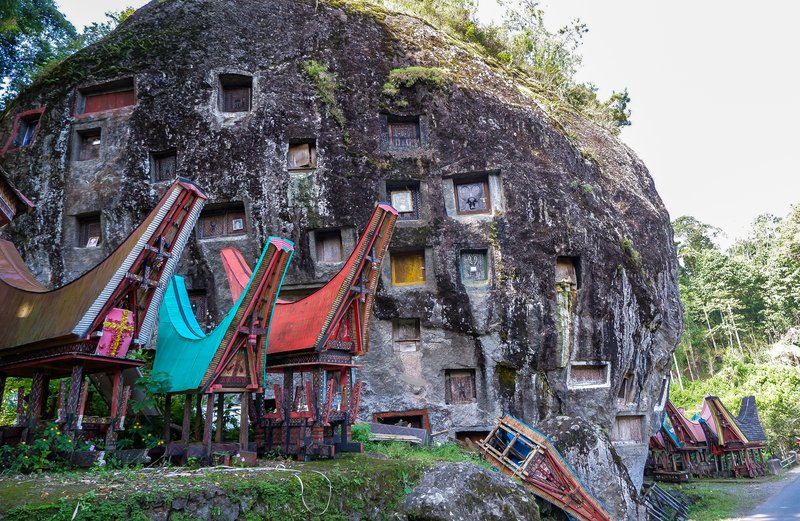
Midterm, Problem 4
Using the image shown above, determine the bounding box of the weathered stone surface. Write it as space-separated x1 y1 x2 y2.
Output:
400 462 539 521
0 0 681 485
537 415 646 520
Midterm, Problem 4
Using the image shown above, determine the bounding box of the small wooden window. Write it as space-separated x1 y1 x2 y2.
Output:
611 415 644 444
288 142 317 169
618 372 635 404
198 205 246 239
77 129 101 161
445 369 476 404
387 115 421 148
391 250 425 286
187 289 208 325
455 178 490 214
78 213 102 247
13 116 39 148
152 150 177 182
388 183 420 221
556 256 580 289
393 318 421 352
315 230 343 263
220 74 252 112
568 362 608 387
78 78 135 114
460 250 488 282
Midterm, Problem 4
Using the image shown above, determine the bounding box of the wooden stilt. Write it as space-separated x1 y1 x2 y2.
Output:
163 393 172 444
240 392 250 450
105 371 124 450
215 393 224 443
194 394 202 440
65 361 84 433
181 394 192 445
15 387 25 426
23 371 46 442
203 394 213 461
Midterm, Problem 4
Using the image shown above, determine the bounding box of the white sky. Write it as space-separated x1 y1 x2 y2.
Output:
58 0 800 247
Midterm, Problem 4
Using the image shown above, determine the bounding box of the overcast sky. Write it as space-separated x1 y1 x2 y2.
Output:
58 0 799 247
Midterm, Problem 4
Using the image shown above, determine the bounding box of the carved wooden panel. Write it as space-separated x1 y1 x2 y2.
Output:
316 230 343 262
83 89 135 113
393 318 420 352
78 214 102 247
222 86 250 112
455 179 489 214
611 415 644 443
461 250 488 281
153 152 177 181
388 121 420 148
446 369 476 404
569 363 607 386
389 187 420 220
391 250 425 286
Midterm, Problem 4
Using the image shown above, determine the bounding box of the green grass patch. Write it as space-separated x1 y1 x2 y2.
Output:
660 482 744 521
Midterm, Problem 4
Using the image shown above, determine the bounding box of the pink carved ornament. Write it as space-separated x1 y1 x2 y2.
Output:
97 308 135 358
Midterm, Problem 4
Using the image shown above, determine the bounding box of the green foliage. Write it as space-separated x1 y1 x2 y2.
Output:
0 422 76 473
382 66 448 96
382 0 631 131
363 440 489 467
350 422 371 442
0 0 77 108
621 238 642 267
303 59 350 142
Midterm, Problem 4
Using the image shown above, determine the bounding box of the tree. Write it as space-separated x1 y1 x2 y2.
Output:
0 0 77 109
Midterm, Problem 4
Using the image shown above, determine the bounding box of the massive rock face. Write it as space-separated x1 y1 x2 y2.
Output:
0 0 681 485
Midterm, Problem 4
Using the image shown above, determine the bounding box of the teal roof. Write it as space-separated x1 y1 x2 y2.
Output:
152 238 292 393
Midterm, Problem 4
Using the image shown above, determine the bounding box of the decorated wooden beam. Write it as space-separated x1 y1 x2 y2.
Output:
478 415 612 521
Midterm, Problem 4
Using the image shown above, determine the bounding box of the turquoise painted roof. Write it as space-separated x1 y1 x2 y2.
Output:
152 238 291 393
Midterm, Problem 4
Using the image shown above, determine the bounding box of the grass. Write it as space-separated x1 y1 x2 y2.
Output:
660 481 745 521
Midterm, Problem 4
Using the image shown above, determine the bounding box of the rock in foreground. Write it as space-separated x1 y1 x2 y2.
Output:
400 462 540 520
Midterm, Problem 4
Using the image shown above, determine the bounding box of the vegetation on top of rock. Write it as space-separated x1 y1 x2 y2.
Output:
382 66 449 96
377 0 632 132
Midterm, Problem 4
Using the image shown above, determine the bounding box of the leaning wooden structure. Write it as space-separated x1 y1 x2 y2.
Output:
221 203 398 458
478 415 612 521
153 236 294 464
0 178 207 448
0 168 34 228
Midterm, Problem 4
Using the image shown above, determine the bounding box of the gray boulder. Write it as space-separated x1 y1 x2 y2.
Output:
400 462 539 521
537 416 646 521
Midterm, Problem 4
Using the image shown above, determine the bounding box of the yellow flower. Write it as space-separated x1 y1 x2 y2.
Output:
20 442 26 445
147 433 152 437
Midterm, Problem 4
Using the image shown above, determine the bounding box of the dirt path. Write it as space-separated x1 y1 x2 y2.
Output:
719 467 800 520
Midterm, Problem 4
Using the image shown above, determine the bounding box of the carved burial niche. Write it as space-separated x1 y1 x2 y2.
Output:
373 409 431 431
392 318 421 352
567 361 610 389
454 176 490 215
287 140 317 170
151 149 177 182
611 415 645 444
187 289 208 325
77 77 135 115
391 249 426 286
198 202 246 239
386 115 421 148
6 108 44 150
387 181 420 221
77 212 102 247
219 74 252 112
618 372 635 404
76 128 102 161
445 369 477 404
315 229 343 263
460 249 489 283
